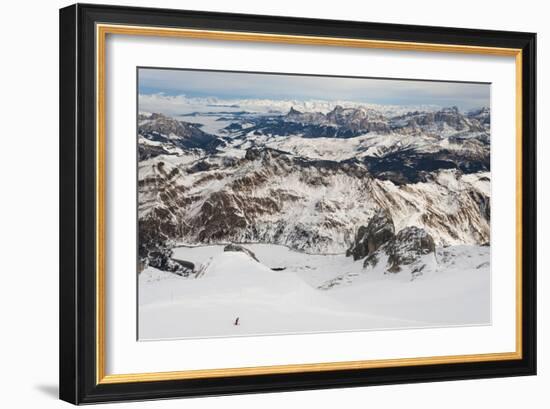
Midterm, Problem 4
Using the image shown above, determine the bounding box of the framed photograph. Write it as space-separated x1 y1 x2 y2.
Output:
59 3 536 404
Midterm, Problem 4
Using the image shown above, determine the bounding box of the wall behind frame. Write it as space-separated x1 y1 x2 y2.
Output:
0 0 545 408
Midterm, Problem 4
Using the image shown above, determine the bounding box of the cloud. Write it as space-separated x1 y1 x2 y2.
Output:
138 68 490 111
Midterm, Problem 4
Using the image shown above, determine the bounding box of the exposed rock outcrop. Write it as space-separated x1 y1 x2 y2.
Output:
346 210 436 277
223 243 259 262
386 226 436 273
346 210 395 260
140 240 192 277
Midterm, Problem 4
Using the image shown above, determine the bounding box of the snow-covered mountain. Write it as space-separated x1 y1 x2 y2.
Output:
137 104 490 273
139 93 442 117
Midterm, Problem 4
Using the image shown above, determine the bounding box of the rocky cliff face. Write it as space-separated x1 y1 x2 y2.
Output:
346 209 395 260
139 147 490 255
467 106 491 126
344 211 436 278
386 226 436 274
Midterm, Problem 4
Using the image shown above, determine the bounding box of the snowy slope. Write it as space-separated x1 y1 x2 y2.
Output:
139 244 490 339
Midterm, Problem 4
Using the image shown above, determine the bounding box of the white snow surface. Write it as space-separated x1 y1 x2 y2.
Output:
139 244 490 340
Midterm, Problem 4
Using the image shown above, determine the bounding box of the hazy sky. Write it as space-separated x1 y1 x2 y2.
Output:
138 68 490 111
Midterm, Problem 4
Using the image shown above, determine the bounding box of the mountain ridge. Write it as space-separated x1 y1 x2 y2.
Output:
137 105 490 272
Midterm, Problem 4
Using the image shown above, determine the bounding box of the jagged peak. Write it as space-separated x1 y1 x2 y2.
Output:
440 106 460 114
287 106 302 115
467 106 490 115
